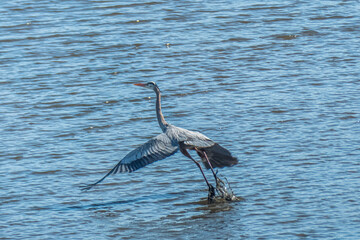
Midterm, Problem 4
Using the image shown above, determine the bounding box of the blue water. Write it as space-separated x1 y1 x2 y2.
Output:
1 1 360 239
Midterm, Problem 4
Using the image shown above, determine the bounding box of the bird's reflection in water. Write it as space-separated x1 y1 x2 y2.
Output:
175 189 244 215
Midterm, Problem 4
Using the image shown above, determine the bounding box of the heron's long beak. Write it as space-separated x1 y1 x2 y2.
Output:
134 83 146 87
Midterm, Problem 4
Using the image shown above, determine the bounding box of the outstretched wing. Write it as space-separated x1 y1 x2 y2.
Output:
81 133 179 190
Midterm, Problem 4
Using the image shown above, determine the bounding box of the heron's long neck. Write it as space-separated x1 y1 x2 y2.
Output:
155 88 168 132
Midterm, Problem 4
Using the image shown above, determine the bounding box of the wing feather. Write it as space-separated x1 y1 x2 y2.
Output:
167 125 215 148
81 133 178 190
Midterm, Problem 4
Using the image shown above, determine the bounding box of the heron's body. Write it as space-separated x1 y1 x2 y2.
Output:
82 82 238 192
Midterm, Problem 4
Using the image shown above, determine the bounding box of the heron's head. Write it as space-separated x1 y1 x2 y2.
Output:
134 81 159 92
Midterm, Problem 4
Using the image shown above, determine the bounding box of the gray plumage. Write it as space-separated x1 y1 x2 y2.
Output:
81 82 237 191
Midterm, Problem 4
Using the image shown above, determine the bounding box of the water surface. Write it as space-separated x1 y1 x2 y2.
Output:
1 1 360 239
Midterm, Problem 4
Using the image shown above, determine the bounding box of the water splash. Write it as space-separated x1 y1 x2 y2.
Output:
207 172 241 203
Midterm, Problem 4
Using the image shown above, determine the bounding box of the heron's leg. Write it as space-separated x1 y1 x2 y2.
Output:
195 149 233 200
179 145 216 202
180 147 212 188
195 148 217 182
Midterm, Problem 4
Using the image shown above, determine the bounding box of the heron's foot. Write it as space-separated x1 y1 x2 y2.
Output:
207 184 216 203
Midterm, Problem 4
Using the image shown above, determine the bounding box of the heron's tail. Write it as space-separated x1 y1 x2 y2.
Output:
197 143 238 169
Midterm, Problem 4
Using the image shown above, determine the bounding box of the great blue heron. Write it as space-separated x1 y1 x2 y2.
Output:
82 82 238 201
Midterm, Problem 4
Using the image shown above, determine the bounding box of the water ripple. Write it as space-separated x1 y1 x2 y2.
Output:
1 0 359 239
